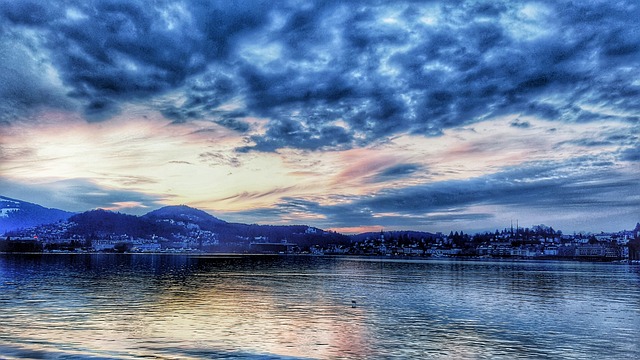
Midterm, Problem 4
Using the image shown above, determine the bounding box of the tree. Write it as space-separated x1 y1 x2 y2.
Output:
629 239 640 261
114 242 132 253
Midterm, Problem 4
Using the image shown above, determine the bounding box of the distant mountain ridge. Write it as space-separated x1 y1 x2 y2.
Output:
1 197 426 247
0 196 75 234
2 199 351 251
140 205 350 249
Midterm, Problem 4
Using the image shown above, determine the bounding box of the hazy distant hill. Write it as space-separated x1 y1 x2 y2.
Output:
0 196 75 235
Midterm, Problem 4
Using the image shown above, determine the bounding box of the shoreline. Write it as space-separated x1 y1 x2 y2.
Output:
1 251 637 264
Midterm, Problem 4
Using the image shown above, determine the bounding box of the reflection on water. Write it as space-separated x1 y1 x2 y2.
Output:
1 254 639 359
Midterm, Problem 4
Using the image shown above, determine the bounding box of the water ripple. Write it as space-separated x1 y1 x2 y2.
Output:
1 255 639 359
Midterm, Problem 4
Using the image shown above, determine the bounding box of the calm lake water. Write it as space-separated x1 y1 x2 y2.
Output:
1 254 639 359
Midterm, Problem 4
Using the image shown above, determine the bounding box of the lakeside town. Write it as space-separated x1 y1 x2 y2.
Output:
3 215 640 263
2 194 639 262
327 224 640 262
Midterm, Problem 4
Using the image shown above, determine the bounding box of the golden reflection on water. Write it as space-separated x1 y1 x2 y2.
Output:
145 272 372 358
1 254 640 359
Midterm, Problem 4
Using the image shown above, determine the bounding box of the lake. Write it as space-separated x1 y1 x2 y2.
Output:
1 254 639 359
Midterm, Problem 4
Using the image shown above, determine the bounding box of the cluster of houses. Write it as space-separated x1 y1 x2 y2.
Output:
1 220 220 253
3 221 640 261
316 224 640 261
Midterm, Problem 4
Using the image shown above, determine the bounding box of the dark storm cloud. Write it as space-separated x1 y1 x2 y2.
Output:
0 28 75 122
570 139 612 147
214 117 250 133
240 118 354 152
370 163 423 183
1 1 54 25
558 128 640 149
1 0 270 119
160 69 245 126
510 119 531 129
620 144 640 162
359 167 628 215
2 0 639 149
236 2 416 148
234 0 640 150
343 160 637 226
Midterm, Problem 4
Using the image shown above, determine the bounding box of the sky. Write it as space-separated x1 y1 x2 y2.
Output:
0 0 639 234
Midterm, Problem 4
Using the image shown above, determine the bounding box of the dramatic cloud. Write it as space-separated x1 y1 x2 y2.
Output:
2 1 639 146
620 144 640 162
1 0 270 120
0 28 74 123
370 163 423 183
1 0 639 232
227 158 639 232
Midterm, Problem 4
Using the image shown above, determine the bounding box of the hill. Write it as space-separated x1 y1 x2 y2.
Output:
0 196 75 234
67 209 181 239
2 200 352 252
3 203 350 252
143 205 226 230
144 205 350 250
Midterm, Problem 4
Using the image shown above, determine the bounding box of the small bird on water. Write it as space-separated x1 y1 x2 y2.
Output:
351 300 357 308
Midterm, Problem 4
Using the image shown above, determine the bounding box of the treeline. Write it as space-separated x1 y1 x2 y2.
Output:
0 238 42 252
